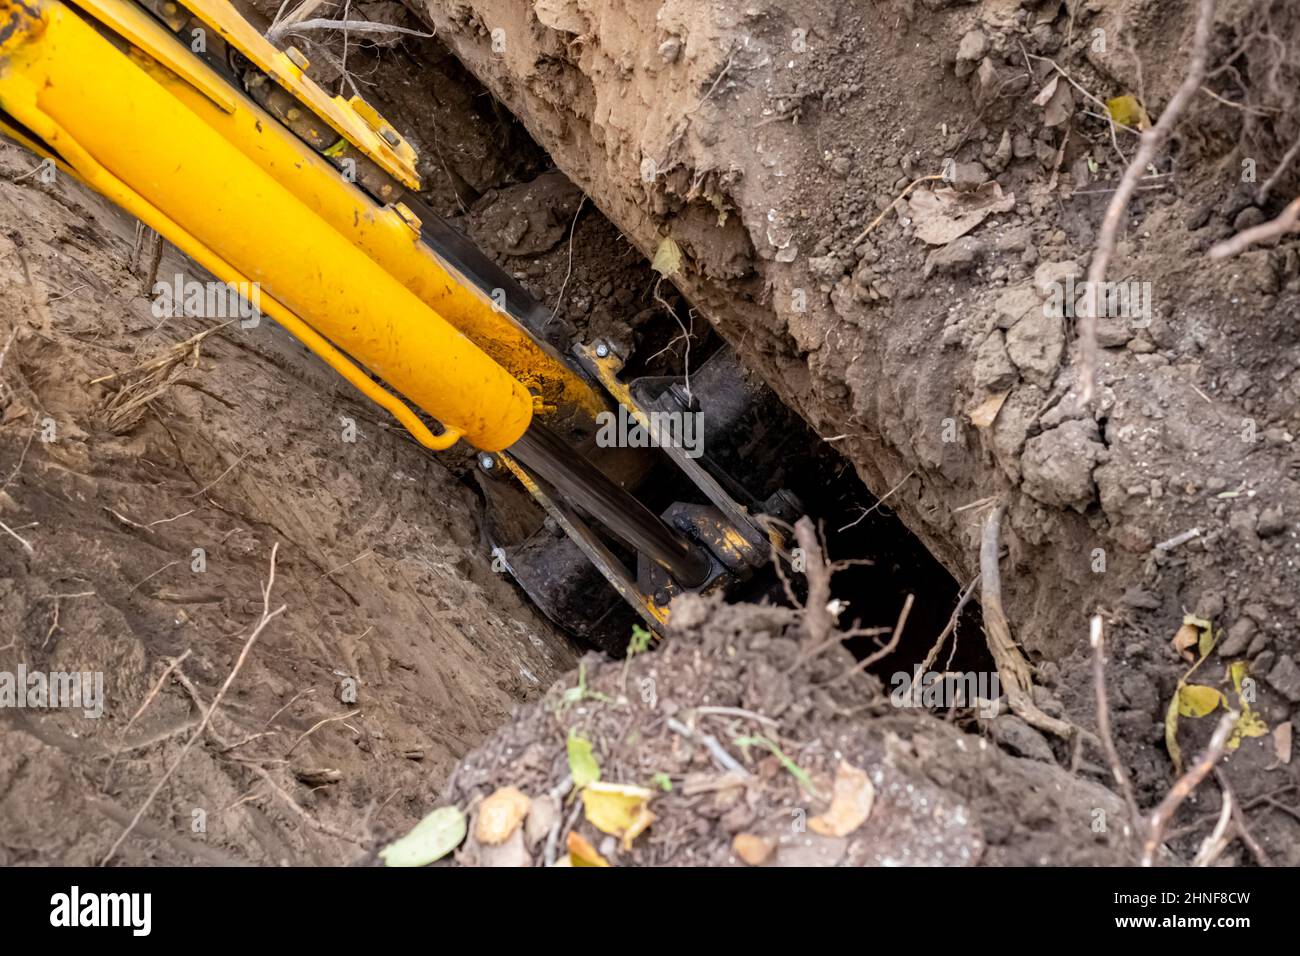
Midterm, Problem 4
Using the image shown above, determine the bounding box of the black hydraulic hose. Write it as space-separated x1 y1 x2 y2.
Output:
507 421 712 589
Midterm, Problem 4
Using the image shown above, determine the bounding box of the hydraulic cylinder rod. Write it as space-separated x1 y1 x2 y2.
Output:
508 422 712 589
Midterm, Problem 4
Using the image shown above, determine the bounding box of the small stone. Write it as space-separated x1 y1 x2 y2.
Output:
1021 419 1105 510
949 160 989 192
983 714 1055 762
987 128 1013 173
924 236 986 277
808 254 847 281
954 29 988 78
658 37 682 63
1266 655 1300 703
1218 618 1257 657
1243 603 1270 623
1258 505 1287 537
973 330 1019 390
1233 206 1266 232
1006 308 1065 386
993 284 1040 328
1033 260 1081 298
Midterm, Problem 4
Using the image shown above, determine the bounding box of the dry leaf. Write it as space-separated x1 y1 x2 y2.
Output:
582 782 655 850
808 760 875 837
732 833 775 866
1032 74 1060 107
474 786 531 845
566 830 610 867
1171 621 1199 662
908 182 1016 245
1176 683 1224 718
651 236 684 277
1106 94 1150 130
1041 78 1074 127
1226 660 1269 752
1271 722 1293 767
969 390 1010 428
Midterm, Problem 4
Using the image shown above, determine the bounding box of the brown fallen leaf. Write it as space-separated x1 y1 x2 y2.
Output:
808 760 875 837
1039 76 1074 127
474 786 531 845
909 182 1015 245
1171 621 1199 663
732 833 775 866
1270 722 1292 769
969 391 1010 429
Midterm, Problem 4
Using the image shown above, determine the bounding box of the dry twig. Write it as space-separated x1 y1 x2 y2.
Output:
1077 0 1217 405
1090 616 1141 830
102 544 286 865
980 505 1078 740
1208 195 1300 260
1142 709 1237 866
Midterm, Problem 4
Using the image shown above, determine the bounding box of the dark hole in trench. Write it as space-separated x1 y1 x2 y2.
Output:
336 26 991 685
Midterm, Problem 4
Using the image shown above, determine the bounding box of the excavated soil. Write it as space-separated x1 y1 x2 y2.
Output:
0 142 576 865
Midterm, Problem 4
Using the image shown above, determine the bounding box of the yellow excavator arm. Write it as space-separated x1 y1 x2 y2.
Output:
0 0 785 639
0 0 607 452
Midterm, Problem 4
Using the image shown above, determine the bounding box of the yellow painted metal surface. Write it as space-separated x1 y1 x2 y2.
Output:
178 0 420 189
0 0 538 450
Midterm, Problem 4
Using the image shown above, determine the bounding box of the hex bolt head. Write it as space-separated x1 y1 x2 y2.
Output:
595 342 610 358
478 453 496 472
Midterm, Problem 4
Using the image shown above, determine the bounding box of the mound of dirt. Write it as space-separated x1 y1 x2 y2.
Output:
436 594 1130 867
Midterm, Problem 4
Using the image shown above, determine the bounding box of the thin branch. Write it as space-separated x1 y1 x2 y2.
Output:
1142 709 1237 866
1077 0 1217 405
102 545 285 865
268 17 433 43
1090 616 1141 831
1208 195 1300 260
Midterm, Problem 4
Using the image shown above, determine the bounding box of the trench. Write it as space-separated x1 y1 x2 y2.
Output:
249 9 991 680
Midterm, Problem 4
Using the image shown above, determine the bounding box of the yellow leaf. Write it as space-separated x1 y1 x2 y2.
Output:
808 760 875 837
1228 709 1269 751
567 730 600 789
582 782 655 849
1106 94 1149 130
566 830 610 867
1224 660 1269 752
650 236 683 277
474 786 530 845
1164 693 1183 773
1228 660 1250 695
1177 683 1224 718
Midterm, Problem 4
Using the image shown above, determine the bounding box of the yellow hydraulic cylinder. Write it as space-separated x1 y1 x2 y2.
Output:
0 0 535 451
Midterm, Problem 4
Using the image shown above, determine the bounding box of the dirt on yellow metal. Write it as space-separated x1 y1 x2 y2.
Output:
0 0 601 450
